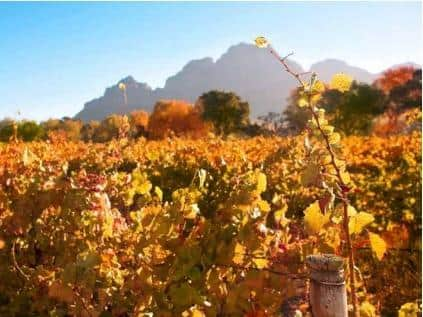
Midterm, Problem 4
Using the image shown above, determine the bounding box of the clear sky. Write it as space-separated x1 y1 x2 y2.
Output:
0 2 421 121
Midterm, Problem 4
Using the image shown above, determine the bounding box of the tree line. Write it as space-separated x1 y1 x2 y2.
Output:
0 66 420 143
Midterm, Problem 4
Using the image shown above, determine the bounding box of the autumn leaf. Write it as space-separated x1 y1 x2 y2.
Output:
304 201 330 235
154 186 163 201
369 232 387 261
330 73 353 92
349 211 374 235
118 82 126 91
254 36 269 48
256 172 267 194
360 301 376 317
233 242 246 265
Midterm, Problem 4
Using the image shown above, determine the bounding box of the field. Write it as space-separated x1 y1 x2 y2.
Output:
0 132 421 316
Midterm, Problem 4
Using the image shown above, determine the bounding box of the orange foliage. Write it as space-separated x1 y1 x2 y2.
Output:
148 100 209 139
372 108 421 136
129 110 149 137
375 66 415 94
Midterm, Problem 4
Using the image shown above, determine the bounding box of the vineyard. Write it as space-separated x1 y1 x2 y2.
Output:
0 131 420 316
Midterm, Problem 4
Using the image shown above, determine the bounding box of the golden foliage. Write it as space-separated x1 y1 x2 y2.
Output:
148 100 209 139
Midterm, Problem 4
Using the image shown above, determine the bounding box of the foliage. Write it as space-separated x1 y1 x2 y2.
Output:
0 131 420 316
197 90 250 135
92 114 130 142
387 68 422 112
148 100 209 139
281 89 310 135
81 120 101 142
129 110 149 138
320 82 387 135
375 66 416 95
42 118 83 141
0 120 45 142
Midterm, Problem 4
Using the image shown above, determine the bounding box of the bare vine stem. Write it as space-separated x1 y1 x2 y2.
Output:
11 239 30 281
266 44 359 316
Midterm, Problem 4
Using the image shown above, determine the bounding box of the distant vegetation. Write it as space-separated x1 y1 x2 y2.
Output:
0 66 421 143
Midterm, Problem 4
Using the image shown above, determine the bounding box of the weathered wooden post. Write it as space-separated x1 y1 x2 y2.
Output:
306 254 348 317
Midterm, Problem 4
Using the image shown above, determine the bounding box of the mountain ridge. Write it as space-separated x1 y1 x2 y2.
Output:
75 43 419 121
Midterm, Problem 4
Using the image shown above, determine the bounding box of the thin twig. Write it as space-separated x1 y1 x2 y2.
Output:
11 239 29 281
265 45 360 316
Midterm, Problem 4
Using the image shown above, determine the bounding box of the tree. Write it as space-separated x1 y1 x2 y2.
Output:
129 110 149 138
92 114 130 142
18 121 45 141
196 91 250 135
41 118 83 141
0 119 45 142
257 112 283 134
81 120 100 142
388 68 421 112
374 66 415 94
320 82 387 135
0 119 15 142
281 88 309 135
148 100 208 139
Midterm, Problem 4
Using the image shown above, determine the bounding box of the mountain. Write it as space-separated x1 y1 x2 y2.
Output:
309 59 377 83
74 43 415 121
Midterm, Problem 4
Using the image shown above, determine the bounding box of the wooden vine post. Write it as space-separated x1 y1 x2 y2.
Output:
306 254 348 317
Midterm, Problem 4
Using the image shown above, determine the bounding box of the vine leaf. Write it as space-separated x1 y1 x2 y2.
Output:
369 232 387 261
304 201 330 235
348 211 374 235
256 172 267 194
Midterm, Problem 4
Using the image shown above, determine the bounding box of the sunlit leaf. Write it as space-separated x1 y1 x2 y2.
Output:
369 232 387 261
349 212 374 235
256 172 267 194
304 201 330 235
254 36 269 48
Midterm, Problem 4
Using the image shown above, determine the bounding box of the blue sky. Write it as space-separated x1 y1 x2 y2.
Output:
0 2 421 121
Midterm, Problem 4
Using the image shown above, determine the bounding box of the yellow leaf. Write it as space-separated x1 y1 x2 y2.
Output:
257 200 270 212
340 170 351 184
256 172 267 194
349 212 374 235
233 242 246 265
360 301 376 317
347 205 357 217
312 80 326 93
252 258 268 269
118 82 126 91
182 307 206 317
304 201 329 235
369 232 387 261
328 132 341 145
321 124 334 135
154 186 163 201
330 73 353 92
184 204 200 219
254 36 269 48
297 97 308 108
274 205 289 227
398 302 420 317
